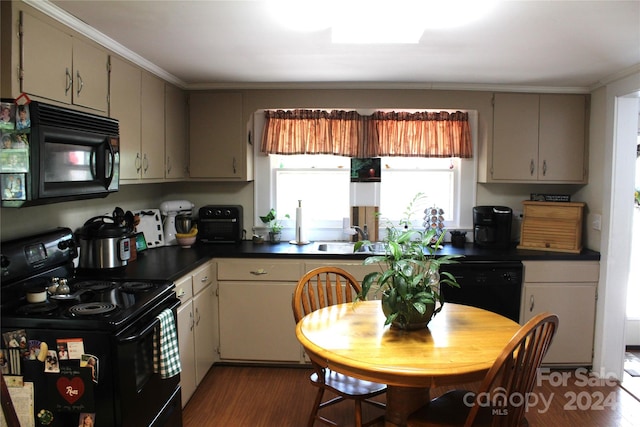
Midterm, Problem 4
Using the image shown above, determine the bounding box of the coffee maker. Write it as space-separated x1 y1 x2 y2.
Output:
473 206 513 248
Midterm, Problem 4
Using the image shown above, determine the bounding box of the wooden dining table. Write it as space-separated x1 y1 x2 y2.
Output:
295 301 521 426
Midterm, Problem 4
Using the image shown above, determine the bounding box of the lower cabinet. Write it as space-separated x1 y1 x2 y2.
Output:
520 260 599 366
216 258 304 363
175 261 216 407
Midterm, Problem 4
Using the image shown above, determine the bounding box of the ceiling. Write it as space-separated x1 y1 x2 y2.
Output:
38 0 640 91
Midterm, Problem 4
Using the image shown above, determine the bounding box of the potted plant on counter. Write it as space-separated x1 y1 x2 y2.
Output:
260 208 290 243
355 193 462 330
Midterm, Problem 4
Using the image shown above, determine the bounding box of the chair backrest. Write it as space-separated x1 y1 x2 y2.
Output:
465 312 559 427
292 266 362 323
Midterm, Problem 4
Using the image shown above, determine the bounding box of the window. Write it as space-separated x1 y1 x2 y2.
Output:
253 110 477 241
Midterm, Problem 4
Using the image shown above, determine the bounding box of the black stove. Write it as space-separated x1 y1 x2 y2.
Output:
0 227 183 427
0 227 175 331
1 276 176 331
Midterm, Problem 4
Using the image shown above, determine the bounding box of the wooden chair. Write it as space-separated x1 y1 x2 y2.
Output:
292 266 387 427
407 312 559 427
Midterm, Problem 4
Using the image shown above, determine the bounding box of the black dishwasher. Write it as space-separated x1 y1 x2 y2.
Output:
440 261 523 322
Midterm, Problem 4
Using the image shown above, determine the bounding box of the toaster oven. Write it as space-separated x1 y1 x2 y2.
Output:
198 205 243 243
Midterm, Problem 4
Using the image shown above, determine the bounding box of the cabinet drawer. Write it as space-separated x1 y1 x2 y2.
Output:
217 259 303 281
523 261 599 283
193 262 214 295
174 274 193 301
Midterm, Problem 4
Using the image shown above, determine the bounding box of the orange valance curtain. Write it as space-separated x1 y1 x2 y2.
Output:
261 109 362 156
261 109 472 158
364 111 472 158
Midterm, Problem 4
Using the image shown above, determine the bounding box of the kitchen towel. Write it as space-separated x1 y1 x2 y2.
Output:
153 309 181 379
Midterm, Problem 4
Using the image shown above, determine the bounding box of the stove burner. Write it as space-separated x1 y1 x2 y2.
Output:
16 302 58 315
120 282 154 293
69 302 117 316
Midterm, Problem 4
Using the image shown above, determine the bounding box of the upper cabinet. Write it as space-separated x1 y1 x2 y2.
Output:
482 93 588 184
189 92 253 181
110 56 165 181
165 84 189 179
140 72 166 180
109 56 142 180
18 9 108 113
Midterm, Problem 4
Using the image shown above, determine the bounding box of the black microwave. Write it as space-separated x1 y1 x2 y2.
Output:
0 100 120 207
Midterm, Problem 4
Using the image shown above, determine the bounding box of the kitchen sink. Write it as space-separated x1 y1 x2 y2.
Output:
316 242 385 254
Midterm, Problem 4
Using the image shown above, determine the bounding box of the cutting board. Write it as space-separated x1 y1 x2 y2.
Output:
134 209 165 248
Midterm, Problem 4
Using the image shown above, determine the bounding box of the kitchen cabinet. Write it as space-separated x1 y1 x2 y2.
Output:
18 8 108 112
110 57 165 181
216 258 304 362
520 260 599 366
189 92 253 180
140 72 166 179
175 261 217 407
485 93 587 183
165 83 189 179
109 56 141 180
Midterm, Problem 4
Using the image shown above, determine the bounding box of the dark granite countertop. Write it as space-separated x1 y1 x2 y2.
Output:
117 240 600 282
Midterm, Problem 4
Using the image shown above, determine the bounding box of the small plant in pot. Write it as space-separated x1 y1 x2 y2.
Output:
260 208 290 243
355 194 462 330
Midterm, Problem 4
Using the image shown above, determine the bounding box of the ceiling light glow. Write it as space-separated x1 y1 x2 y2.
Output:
267 0 498 44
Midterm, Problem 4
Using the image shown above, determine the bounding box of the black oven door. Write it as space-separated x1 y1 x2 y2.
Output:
114 299 182 427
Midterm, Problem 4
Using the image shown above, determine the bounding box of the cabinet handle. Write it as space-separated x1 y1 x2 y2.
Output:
143 153 149 173
529 159 535 176
542 160 547 176
195 307 201 326
232 157 237 174
65 68 73 96
167 156 172 174
189 311 194 331
250 269 267 275
76 70 84 96
135 153 141 173
200 276 209 283
529 295 535 312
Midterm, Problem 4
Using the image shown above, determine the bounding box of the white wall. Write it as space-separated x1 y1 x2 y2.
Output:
589 71 640 379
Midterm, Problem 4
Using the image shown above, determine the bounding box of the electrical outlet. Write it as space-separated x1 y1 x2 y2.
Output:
591 214 602 231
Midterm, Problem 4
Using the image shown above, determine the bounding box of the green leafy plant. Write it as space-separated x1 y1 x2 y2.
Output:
260 208 290 233
354 193 462 328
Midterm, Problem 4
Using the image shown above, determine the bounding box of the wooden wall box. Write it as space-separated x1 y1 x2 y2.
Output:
517 201 585 253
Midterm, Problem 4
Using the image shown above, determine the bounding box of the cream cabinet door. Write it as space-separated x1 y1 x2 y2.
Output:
71 37 108 112
538 94 586 182
522 284 596 365
20 11 108 112
218 281 300 362
140 72 165 179
193 284 216 385
109 56 142 180
165 84 188 179
21 11 73 105
177 300 196 407
491 93 540 181
189 92 245 179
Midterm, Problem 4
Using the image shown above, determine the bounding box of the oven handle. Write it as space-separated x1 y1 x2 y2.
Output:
116 299 180 344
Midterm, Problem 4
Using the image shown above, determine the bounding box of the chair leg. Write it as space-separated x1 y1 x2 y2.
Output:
309 387 325 427
354 399 363 427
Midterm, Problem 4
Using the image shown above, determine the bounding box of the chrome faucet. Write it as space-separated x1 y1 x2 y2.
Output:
353 225 369 241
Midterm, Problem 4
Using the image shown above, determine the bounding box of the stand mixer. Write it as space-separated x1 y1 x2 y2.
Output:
160 200 195 246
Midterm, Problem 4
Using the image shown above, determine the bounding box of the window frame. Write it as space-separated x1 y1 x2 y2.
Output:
253 109 477 241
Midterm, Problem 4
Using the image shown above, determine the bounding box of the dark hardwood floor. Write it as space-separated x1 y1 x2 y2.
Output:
183 364 640 427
